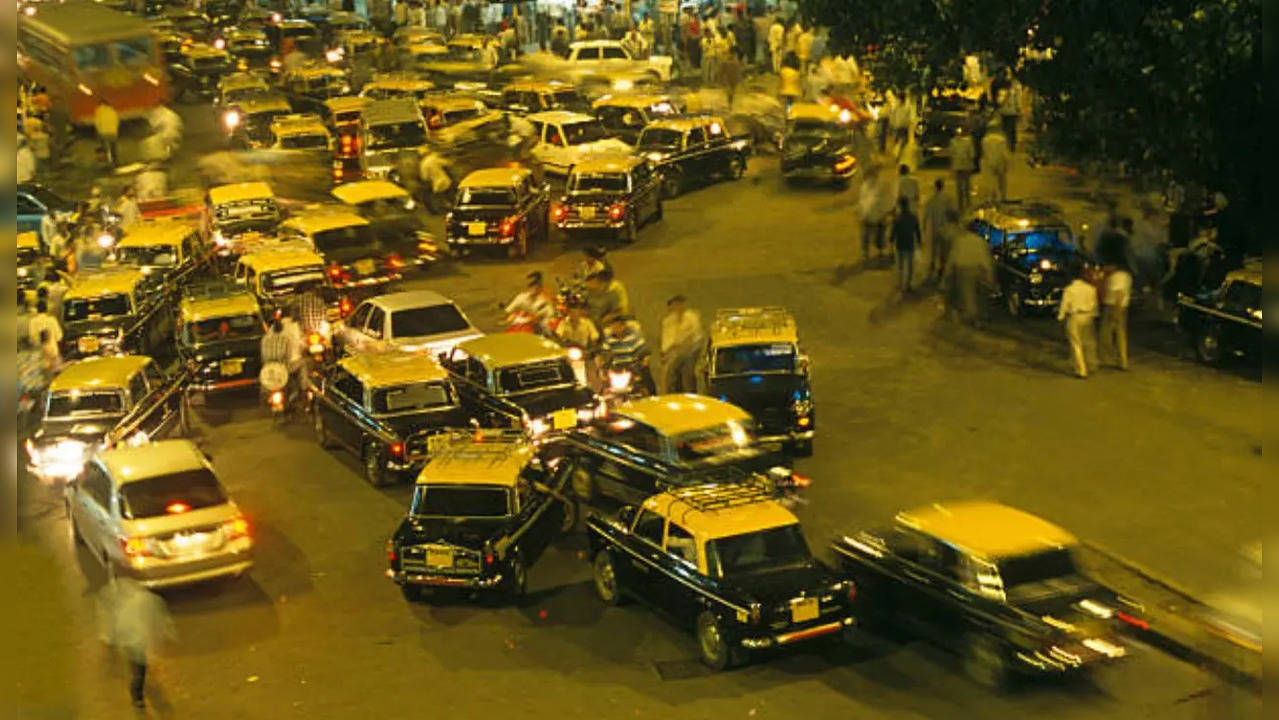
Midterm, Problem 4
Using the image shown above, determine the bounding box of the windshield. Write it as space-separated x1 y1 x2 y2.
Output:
18 248 40 266
390 304 470 338
47 390 124 417
114 37 154 67
214 198 277 221
1011 229 1075 255
225 87 272 105
119 468 229 520
714 343 797 375
72 44 112 71
117 244 178 268
279 133 328 149
261 267 326 295
706 524 811 577
446 45 482 61
312 224 375 254
372 381 455 413
637 127 682 150
244 110 289 140
551 90 587 111
64 294 132 322
999 548 1079 592
411 485 510 517
457 187 515 206
673 421 754 462
561 120 608 145
442 107 481 124
367 119 427 150
193 55 230 72
185 314 262 344
496 359 575 394
789 119 844 142
569 173 628 193
217 217 277 237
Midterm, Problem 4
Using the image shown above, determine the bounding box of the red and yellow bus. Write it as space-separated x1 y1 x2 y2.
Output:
17 2 169 125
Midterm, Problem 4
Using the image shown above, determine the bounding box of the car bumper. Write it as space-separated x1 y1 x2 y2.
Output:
739 616 854 649
782 165 854 180
1012 640 1126 674
188 377 258 394
122 552 254 589
756 429 815 444
1022 294 1061 308
557 218 626 232
447 233 516 247
388 568 502 589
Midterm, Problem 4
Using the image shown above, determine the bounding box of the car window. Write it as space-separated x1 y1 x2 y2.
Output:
348 302 372 330
546 125 564 146
687 127 705 146
614 424 662 455
666 522 697 565
464 357 488 385
128 373 149 406
600 46 627 60
633 509 665 546
391 304 471 337
918 538 963 582
17 194 41 214
81 464 113 508
119 468 229 519
332 369 365 404
1222 281 1261 318
366 306 385 338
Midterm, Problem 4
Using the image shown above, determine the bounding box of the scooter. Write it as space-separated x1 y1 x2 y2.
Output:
259 362 292 425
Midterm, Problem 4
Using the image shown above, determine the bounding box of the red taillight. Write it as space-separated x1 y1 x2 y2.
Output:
225 516 250 541
846 581 858 604
748 603 761 625
1116 611 1149 631
790 473 811 489
120 536 150 558
608 203 625 221
390 442 404 457
328 264 342 279
339 297 353 316
386 253 405 270
550 203 566 222
499 217 516 237
165 501 190 514
308 332 322 346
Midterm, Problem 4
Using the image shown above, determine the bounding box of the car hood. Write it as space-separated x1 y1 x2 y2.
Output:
1009 576 1119 639
190 337 262 362
725 560 837 606
504 385 595 417
389 329 483 355
36 417 122 446
709 374 807 412
400 516 509 549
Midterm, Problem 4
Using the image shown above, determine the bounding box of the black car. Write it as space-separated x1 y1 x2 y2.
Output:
552 156 663 243
387 435 575 601
917 89 978 165
310 352 470 487
586 477 856 669
441 334 598 437
222 27 273 70
170 43 235 100
701 307 814 456
968 201 1085 317
445 167 551 258
779 102 858 185
635 115 751 198
60 269 170 362
832 501 1134 688
176 281 265 401
1177 265 1262 365
278 65 351 116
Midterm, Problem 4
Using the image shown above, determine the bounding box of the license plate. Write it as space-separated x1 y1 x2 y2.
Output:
552 408 578 430
355 259 375 275
78 336 100 353
426 547 454 568
171 531 213 555
220 358 244 376
578 206 596 219
426 433 449 455
790 597 819 623
467 222 488 236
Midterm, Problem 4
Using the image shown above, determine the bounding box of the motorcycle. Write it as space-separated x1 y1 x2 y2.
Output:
259 362 292 425
504 309 540 334
599 355 652 408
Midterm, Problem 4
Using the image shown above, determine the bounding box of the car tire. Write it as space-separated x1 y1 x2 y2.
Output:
400 584 424 603
313 405 334 449
559 497 579 534
963 634 1010 690
726 154 746 181
661 169 683 198
620 218 636 244
1005 289 1022 318
654 199 664 222
697 611 746 671
1194 323 1223 365
505 555 528 599
363 444 387 487
570 465 596 502
591 550 625 605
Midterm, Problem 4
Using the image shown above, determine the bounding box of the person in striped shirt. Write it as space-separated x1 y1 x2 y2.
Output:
599 314 656 395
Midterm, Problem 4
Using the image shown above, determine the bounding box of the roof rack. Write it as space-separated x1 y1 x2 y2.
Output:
711 307 796 339
181 278 245 302
666 468 776 513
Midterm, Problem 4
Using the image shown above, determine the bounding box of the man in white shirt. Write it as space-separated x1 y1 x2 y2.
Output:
116 188 141 229
659 294 704 394
896 164 920 214
1056 268 1099 378
1100 264 1132 369
29 298 63 349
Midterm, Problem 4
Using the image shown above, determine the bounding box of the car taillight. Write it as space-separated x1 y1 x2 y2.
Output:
385 539 397 564
608 203 625 220
499 217 516 237
390 442 404 457
224 516 250 541
386 253 405 270
120 536 151 558
308 331 322 346
833 155 856 173
1116 611 1149 631
339 296 353 317
328 263 342 279
550 203 566 222
748 602 761 625
789 472 811 488
483 540 495 566
270 390 284 407
846 580 858 604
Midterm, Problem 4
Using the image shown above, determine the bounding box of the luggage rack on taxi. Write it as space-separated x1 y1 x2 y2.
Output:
667 467 775 512
711 307 796 339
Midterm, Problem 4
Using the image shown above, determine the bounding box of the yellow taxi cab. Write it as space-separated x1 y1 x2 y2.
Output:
330 179 415 214
113 217 207 290
61 269 170 360
278 208 404 289
17 230 47 295
177 282 266 397
402 41 450 68
322 94 370 130
232 243 335 318
446 167 551 257
267 112 332 152
171 41 234 100
501 80 588 115
421 92 500 134
591 92 683 143
780 102 858 183
205 181 280 264
394 26 444 49
359 72 436 103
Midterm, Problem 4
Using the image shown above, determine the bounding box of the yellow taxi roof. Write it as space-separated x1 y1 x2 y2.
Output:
238 95 293 114
416 440 532 488
281 209 368 235
423 94 485 111
208 182 275 205
448 34 487 48
18 231 40 249
324 95 369 111
787 102 850 123
457 333 566 369
505 80 573 93
99 439 210 486
896 501 1079 560
239 247 327 272
592 93 673 110
220 73 269 91
645 488 799 541
183 43 228 59
1226 267 1262 287
408 43 448 55
365 74 434 90
291 65 346 78
647 116 724 132
458 167 530 189
49 355 152 393
180 292 261 323
616 394 750 435
331 180 409 204
710 307 799 347
338 351 450 388
571 155 644 174
64 270 144 299
271 114 328 135
118 219 198 248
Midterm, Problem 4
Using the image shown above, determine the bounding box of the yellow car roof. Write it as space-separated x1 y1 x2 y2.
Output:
183 43 228 59
180 292 261 323
118 219 198 248
456 333 566 369
896 501 1079 560
592 93 673 110
645 486 799 541
408 43 448 55
291 65 346 78
99 439 210 486
208 182 275 205
18 231 40 249
458 166 530 189
239 247 327 272
64 270 144 299
710 307 799 347
281 209 368 235
49 355 152 393
787 102 851 123
338 351 451 388
220 73 269 91
415 439 533 488
365 74 434 90
646 116 724 133
1226 266 1262 287
505 80 573 93
324 95 370 111
331 180 410 204
616 394 750 435
526 110 594 125
571 155 644 175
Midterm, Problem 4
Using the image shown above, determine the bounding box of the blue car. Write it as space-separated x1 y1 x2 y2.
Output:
17 183 76 240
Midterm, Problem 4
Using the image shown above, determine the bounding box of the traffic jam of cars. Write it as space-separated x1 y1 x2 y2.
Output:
13 0 1258 704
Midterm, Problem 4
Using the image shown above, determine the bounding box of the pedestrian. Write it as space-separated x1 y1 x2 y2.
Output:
98 578 174 709
29 298 63 349
720 47 741 107
778 52 802 110
997 68 1021 152
796 23 813 78
39 268 68 321
700 30 718 85
639 13 655 55
923 178 954 280
1057 265 1100 378
877 89 896 153
600 314 657 395
944 216 995 326
1099 258 1132 370
889 89 915 158
393 0 408 27
408 1 426 27
767 14 784 74
783 18 801 60
585 268 630 328
980 120 1010 203
659 294 705 394
17 134 37 183
896 163 920 214
505 270 556 332
949 126 976 212
890 197 921 291
18 290 34 346
116 187 141 230
38 328 63 383
858 163 896 264
94 100 120 167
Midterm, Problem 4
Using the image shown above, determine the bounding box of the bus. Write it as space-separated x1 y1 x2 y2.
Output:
17 2 169 125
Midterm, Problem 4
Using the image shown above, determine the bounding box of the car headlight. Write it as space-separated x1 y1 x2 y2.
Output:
18 267 29 278
1029 271 1043 284
224 110 241 130
608 369 632 391
529 418 548 436
32 439 88 478
403 198 416 210
214 230 228 246
576 408 594 422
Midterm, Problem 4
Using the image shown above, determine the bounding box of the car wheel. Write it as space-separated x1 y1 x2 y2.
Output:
313 405 334 449
505 555 528 599
789 439 813 457
508 226 528 259
661 169 683 198
1194 324 1223 365
653 199 664 221
400 584 424 603
697 611 746 671
726 154 745 181
559 497 579 533
1005 289 1022 317
963 634 1010 690
620 218 637 244
570 465 596 502
591 550 625 605
363 444 387 487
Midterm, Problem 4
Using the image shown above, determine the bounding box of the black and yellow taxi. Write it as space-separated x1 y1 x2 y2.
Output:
968 200 1085 317
266 17 319 52
177 281 266 399
222 26 273 71
26 356 189 482
441 334 599 437
278 208 405 290
445 167 550 258
500 80 590 115
421 93 499 135
387 432 575 600
329 181 445 271
205 181 281 267
231 243 334 319
400 40 450 70
169 41 234 100
61 269 170 361
635 115 751 198
393 25 444 51
780 102 858 185
17 230 47 296
113 217 208 295
279 63 350 115
1178 264 1262 365
332 28 382 65
321 94 370 132
586 475 855 670
310 351 469 487
359 72 436 104
702 307 814 456
591 93 683 144
214 71 272 122
224 92 293 148
330 179 417 216
551 155 663 243
265 112 332 154
832 501 1134 688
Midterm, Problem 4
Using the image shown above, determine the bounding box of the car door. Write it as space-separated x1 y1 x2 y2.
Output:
681 127 707 177
341 301 373 353
622 508 669 606
705 120 734 175
518 466 565 562
1219 280 1262 351
903 535 977 647
73 462 116 559
660 519 704 625
631 164 658 220
326 368 367 450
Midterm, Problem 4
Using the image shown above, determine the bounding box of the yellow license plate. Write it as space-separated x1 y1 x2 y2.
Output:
467 222 488 236
790 597 819 623
426 548 454 568
78 336 100 353
426 433 449 455
552 408 578 430
578 206 596 219
355 259 375 275
220 358 244 376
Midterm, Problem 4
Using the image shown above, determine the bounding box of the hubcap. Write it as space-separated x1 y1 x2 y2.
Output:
595 556 615 599
700 621 722 660
572 470 590 498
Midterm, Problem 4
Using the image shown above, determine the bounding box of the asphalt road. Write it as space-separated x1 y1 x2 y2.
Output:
14 97 1263 719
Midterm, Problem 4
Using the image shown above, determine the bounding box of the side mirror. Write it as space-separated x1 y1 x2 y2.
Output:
798 355 811 374
616 504 637 528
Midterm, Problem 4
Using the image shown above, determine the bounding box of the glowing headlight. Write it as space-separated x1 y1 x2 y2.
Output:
612 79 633 91
1081 638 1126 659
214 38 226 50
727 420 748 446
125 430 150 448
33 440 89 479
325 48 343 63
18 267 29 277
529 418 548 436
607 369 632 391
1039 258 1055 270
214 231 228 246
223 110 241 130
403 198 416 210
567 346 583 361
96 233 115 249
577 408 594 422
1029 271 1043 284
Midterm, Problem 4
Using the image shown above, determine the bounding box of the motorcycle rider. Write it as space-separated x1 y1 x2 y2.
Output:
575 245 612 282
584 268 629 329
260 318 299 405
555 299 601 389
599 313 656 396
505 271 557 333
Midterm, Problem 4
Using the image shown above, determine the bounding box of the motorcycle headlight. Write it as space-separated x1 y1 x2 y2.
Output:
529 418 548 436
608 369 632 391
18 267 29 278
567 346 583 361
1029 271 1044 284
223 110 241 131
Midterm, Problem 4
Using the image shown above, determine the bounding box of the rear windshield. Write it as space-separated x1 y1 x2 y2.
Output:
457 187 515 206
705 524 811 577
372 381 455 413
117 244 179 268
551 90 587 111
279 133 328 149
390 304 471 337
561 120 608 145
637 127 682 150
672 422 753 462
1011 229 1074 255
999 548 1079 591
312 224 375 253
714 343 797 375
411 485 510 517
47 390 124 417
367 120 427 150
64 294 132 322
569 173 628 193
442 107 481 124
186 314 262 343
261 268 326 294
213 198 278 220
119 468 229 520
496 359 575 394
